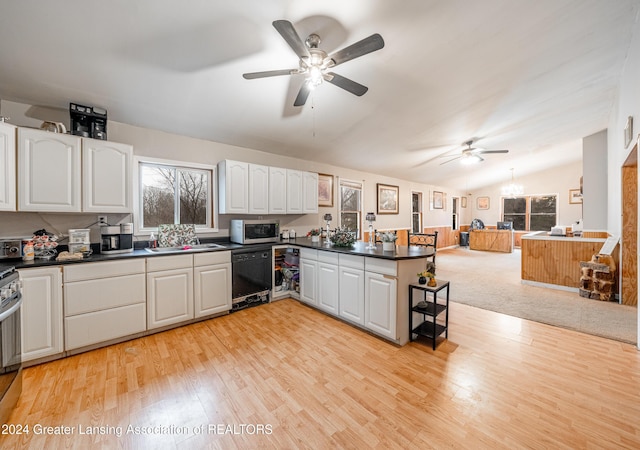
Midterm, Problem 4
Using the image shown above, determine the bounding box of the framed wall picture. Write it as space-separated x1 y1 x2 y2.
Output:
317 173 334 207
569 188 583 204
477 196 490 210
461 196 467 208
377 183 399 214
432 191 443 209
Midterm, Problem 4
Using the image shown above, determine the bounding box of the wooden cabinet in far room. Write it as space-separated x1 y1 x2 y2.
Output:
0 121 16 211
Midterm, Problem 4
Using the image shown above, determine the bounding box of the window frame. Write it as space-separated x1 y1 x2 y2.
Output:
134 156 218 236
501 193 557 231
339 178 363 239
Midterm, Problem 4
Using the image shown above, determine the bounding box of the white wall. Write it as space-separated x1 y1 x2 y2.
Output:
583 130 608 230
468 161 583 229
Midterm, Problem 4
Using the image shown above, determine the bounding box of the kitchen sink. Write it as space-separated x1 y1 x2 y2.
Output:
144 243 226 253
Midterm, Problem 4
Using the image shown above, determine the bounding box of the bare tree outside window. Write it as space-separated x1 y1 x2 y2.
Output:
339 180 362 238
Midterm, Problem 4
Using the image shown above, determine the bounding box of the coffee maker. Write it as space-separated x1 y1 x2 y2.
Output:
70 102 108 140
100 223 133 254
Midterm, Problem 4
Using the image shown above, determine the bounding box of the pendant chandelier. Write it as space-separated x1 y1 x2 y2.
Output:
501 168 524 197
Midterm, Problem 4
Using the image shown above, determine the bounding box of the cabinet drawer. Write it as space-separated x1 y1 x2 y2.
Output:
146 254 193 272
65 274 146 316
194 251 231 266
65 303 146 351
339 254 364 270
300 248 318 260
365 258 397 277
64 259 145 282
318 251 339 264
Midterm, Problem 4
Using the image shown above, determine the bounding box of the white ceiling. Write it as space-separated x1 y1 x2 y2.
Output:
1 0 638 190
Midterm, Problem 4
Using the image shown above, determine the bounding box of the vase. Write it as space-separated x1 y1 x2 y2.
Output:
418 276 427 285
382 242 395 251
427 277 437 287
311 235 319 243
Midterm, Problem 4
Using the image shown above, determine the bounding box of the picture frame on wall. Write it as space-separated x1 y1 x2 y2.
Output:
317 173 334 207
377 183 399 214
432 191 444 209
477 196 490 210
461 196 467 208
569 188 583 204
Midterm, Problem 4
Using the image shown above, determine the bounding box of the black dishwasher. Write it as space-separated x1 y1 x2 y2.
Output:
231 247 272 311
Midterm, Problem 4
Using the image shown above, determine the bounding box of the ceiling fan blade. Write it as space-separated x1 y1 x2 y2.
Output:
328 33 384 66
273 20 310 60
477 150 509 154
440 156 462 165
324 72 368 96
293 82 312 107
243 69 296 79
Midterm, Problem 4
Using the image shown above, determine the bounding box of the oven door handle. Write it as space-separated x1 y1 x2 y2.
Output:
0 295 22 322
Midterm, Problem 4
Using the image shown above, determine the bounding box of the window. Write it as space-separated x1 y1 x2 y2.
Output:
503 195 557 231
339 179 362 238
412 192 422 233
136 158 216 232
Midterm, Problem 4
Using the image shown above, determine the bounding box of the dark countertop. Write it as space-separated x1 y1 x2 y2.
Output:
7 237 432 270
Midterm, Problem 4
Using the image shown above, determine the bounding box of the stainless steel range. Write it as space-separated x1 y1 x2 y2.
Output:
0 265 22 423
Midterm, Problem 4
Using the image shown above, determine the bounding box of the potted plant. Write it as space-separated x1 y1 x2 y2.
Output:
307 228 322 243
380 231 397 251
330 227 357 248
418 261 437 286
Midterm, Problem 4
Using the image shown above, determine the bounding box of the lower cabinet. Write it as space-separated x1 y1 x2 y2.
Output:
299 249 318 306
317 252 339 315
338 255 365 325
193 252 232 317
19 266 64 362
364 271 398 340
147 255 194 329
63 259 146 351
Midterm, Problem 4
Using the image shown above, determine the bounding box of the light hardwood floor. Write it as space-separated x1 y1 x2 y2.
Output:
2 299 639 449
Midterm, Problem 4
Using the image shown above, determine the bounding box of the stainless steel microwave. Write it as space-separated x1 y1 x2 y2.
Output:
230 220 280 244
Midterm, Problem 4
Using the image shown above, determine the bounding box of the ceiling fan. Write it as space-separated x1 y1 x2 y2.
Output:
243 20 384 106
440 140 509 165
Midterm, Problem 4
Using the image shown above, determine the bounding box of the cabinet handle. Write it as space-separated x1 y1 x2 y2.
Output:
383 274 396 280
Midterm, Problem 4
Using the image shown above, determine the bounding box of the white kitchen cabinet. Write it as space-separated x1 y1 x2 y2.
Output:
268 166 287 214
302 171 319 214
18 128 81 212
147 255 194 329
364 271 398 340
299 248 318 305
317 252 339 315
63 259 146 351
338 254 365 325
286 169 303 214
218 159 249 214
0 122 16 211
19 266 64 362
194 251 232 317
82 138 133 212
248 163 269 214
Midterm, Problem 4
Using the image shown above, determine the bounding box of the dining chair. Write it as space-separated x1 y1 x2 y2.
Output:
408 230 438 263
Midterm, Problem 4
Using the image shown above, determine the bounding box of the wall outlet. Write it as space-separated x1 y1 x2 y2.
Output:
98 215 108 225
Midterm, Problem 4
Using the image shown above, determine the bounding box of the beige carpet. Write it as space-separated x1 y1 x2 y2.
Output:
436 247 638 344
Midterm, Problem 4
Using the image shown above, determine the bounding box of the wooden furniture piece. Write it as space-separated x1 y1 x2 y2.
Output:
409 279 450 350
408 231 438 262
469 229 513 253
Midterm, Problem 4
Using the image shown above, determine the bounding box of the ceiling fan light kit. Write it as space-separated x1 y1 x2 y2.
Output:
243 20 384 106
440 140 509 166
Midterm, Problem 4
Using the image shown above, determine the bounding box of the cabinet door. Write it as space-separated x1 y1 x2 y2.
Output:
0 122 16 211
19 267 64 362
82 138 133 212
194 263 232 317
18 128 82 212
147 268 194 329
302 171 318 214
364 271 397 340
286 169 303 214
339 266 365 325
248 163 269 214
218 160 248 214
299 258 317 305
268 166 287 214
317 262 339 314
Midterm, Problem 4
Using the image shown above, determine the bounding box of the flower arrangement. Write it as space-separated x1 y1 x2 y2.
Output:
306 228 322 237
417 270 435 279
418 261 437 285
330 227 357 247
379 231 398 242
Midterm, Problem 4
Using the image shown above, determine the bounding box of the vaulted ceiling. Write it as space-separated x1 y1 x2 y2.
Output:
0 0 638 190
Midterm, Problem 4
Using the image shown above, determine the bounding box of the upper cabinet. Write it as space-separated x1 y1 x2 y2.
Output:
0 122 16 211
17 128 132 213
18 128 82 212
218 159 318 216
82 138 133 212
